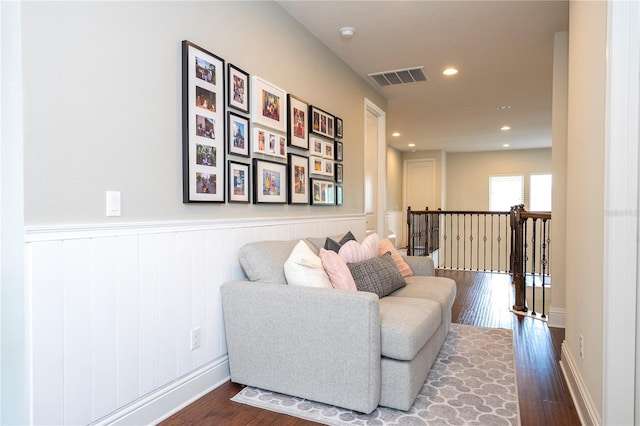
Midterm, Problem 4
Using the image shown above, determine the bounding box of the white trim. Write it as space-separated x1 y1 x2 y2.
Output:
24 213 365 242
547 306 566 328
603 1 640 425
560 342 601 426
91 357 229 426
364 98 386 236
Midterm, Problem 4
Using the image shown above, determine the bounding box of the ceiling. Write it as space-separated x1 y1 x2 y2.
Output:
278 1 569 153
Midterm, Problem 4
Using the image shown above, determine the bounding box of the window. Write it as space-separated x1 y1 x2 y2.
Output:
529 174 552 211
489 175 524 211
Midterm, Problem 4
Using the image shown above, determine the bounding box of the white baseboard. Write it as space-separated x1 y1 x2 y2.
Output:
560 342 601 425
547 306 566 328
92 357 230 426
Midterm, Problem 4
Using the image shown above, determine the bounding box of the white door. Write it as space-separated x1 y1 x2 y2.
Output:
405 159 436 211
364 99 386 236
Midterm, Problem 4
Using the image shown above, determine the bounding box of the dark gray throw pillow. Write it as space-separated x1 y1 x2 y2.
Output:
347 252 407 298
324 230 357 253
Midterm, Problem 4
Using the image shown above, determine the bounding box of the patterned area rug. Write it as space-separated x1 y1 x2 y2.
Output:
231 323 519 425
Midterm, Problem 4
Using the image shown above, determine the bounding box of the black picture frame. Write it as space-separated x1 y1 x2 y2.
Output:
227 63 250 113
181 40 225 203
335 163 343 183
335 141 344 161
310 178 336 205
287 94 309 149
335 117 343 139
227 111 250 157
309 105 335 139
228 160 251 203
288 153 309 204
253 158 288 204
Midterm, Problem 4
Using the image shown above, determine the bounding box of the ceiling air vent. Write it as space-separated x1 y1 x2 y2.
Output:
368 66 428 87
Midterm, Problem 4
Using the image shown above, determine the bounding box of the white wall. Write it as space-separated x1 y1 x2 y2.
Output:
563 1 606 422
445 148 551 211
26 215 365 424
1 2 28 424
20 1 385 226
550 30 568 327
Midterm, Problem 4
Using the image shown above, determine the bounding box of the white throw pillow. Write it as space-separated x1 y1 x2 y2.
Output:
284 240 332 288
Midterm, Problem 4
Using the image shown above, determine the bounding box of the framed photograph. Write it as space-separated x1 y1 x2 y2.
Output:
287 95 309 149
310 156 325 175
311 179 336 205
335 163 343 183
323 140 334 159
324 160 334 177
227 112 249 157
311 136 324 157
335 117 344 139
228 63 249 113
228 161 250 203
182 40 225 203
254 158 287 204
253 127 286 159
309 105 335 139
252 76 287 132
288 154 309 204
336 185 343 206
335 141 343 161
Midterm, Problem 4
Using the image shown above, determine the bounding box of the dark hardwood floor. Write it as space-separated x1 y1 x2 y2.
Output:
160 270 580 425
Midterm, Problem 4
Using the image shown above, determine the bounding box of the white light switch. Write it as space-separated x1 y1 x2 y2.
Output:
106 191 121 216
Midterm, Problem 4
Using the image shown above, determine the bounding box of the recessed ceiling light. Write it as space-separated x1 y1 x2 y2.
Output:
497 105 512 110
503 144 510 148
443 68 458 76
339 27 355 39
408 143 416 147
392 132 401 137
501 126 511 131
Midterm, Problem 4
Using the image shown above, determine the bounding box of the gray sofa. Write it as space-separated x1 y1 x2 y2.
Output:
220 237 457 414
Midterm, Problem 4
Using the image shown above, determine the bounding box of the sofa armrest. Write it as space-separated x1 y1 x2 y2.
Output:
221 280 381 414
402 255 435 276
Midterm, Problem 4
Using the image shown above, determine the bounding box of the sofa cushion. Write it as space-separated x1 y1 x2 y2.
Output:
319 248 357 291
339 233 379 263
379 297 442 360
324 231 357 252
284 240 332 288
389 276 457 324
378 238 413 278
238 239 299 284
347 252 406 297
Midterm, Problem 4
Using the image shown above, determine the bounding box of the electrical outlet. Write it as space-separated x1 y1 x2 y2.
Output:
579 335 584 359
191 327 201 350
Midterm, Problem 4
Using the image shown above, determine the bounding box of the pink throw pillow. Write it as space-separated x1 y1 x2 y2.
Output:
338 233 379 263
320 248 357 291
378 238 414 277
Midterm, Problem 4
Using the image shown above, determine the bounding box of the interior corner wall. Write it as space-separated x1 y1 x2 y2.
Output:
564 0 607 420
445 149 552 211
20 1 386 226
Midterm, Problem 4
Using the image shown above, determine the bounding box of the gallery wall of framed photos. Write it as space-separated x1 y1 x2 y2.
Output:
181 39 345 207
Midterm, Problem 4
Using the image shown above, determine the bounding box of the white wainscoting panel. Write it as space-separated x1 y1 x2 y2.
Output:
25 215 365 424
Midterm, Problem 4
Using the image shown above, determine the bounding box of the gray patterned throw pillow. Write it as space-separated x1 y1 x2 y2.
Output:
347 252 406 297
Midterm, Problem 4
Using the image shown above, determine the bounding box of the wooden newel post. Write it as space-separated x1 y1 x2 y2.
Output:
511 204 527 312
406 206 412 256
